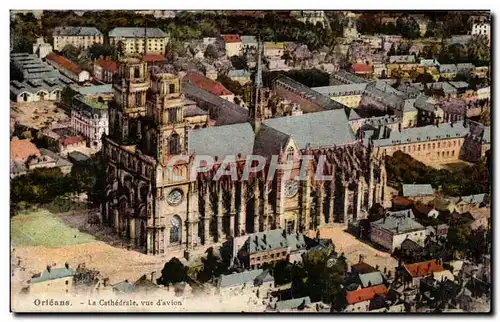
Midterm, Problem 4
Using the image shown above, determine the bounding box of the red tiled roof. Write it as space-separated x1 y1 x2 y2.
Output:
352 63 373 73
403 259 445 278
183 71 233 97
346 285 388 305
95 58 118 73
61 136 85 146
222 34 242 43
46 52 82 75
143 54 166 62
392 196 414 208
11 138 41 163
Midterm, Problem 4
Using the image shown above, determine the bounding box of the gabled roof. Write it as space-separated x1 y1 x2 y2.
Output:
143 54 167 62
183 71 233 96
253 124 290 159
263 109 356 150
346 285 388 305
113 280 136 293
403 184 435 197
45 52 82 75
403 259 444 278
32 267 74 284
217 269 273 288
11 138 41 163
95 58 118 73
109 27 168 38
371 213 424 235
221 34 242 43
358 271 385 288
275 296 311 311
188 123 254 159
53 26 102 37
352 63 373 73
245 229 307 254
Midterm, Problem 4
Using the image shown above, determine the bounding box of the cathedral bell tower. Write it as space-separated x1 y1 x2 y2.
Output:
147 73 187 166
111 55 149 145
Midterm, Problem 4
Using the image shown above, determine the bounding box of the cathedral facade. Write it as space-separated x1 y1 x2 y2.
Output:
101 54 388 255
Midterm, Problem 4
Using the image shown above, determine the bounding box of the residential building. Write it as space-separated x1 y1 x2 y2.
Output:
228 69 251 85
402 184 435 203
370 210 426 252
52 26 103 51
29 266 74 295
371 122 470 166
351 63 373 77
474 66 489 79
94 58 118 84
71 94 109 150
270 296 312 312
402 99 418 128
241 35 258 51
292 10 327 26
109 27 169 55
263 42 286 59
183 71 235 102
439 64 458 80
400 259 445 288
45 52 90 83
221 34 243 57
41 124 86 156
345 285 388 312
26 148 73 175
471 21 490 39
237 229 307 269
312 83 366 109
214 269 274 298
32 37 53 59
439 99 466 123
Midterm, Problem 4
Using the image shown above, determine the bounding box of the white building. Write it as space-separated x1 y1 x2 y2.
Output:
32 37 53 59
52 26 103 51
370 209 426 253
221 34 243 57
71 94 109 150
471 22 490 39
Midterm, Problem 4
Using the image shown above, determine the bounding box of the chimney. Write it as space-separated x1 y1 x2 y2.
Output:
46 265 51 273
103 278 109 287
65 262 69 269
359 254 364 263
151 271 156 282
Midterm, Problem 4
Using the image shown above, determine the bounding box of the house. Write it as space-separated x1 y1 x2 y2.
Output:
345 284 388 312
454 194 488 213
71 94 109 150
264 42 286 59
471 21 490 39
214 269 274 298
237 229 307 269
373 63 387 78
32 37 53 59
112 280 137 294
52 26 103 51
45 52 90 83
402 184 435 203
241 35 257 51
93 58 117 84
41 125 86 156
358 271 386 288
142 54 167 67
439 99 466 123
400 259 445 288
109 27 169 55
29 265 74 294
351 63 373 76
221 34 243 57
439 64 458 80
370 210 426 252
270 296 312 312
228 69 251 85
183 71 235 102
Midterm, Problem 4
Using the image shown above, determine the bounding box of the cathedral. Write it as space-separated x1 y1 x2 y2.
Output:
101 50 388 256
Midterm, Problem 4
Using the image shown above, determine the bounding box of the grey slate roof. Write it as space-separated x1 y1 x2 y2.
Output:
182 82 249 126
482 126 490 144
72 84 113 96
241 35 257 44
439 64 458 74
388 55 416 64
113 281 137 293
109 27 168 38
245 229 307 254
275 296 311 311
32 267 74 284
217 269 274 288
457 194 486 205
371 214 425 235
344 107 362 121
359 271 385 288
311 83 367 97
274 75 347 110
53 26 102 37
373 122 469 147
330 70 368 84
10 78 71 96
402 184 435 197
363 115 401 128
253 124 290 159
403 99 417 112
183 104 208 117
387 208 415 219
39 148 73 168
263 109 356 150
11 53 62 80
188 123 254 159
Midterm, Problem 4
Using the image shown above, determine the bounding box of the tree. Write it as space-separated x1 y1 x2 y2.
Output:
61 44 81 61
158 257 188 285
88 43 114 60
415 72 435 84
230 55 248 70
467 35 490 65
303 250 346 303
204 44 219 60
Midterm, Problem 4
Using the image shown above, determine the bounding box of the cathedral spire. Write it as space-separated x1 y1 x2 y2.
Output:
144 22 148 55
251 38 264 133
255 39 263 89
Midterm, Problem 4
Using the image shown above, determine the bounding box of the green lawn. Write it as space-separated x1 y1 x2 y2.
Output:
11 209 95 247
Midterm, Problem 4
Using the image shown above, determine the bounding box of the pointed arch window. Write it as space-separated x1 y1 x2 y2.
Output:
170 215 182 244
286 146 294 162
168 132 181 155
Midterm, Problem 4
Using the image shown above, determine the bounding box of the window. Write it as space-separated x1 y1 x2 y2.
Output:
438 142 440 148
452 150 455 156
170 215 182 244
433 143 436 149
263 255 268 260
134 67 140 79
282 252 286 256
169 84 175 94
270 254 274 259
168 132 181 155
256 257 261 261
286 146 294 162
